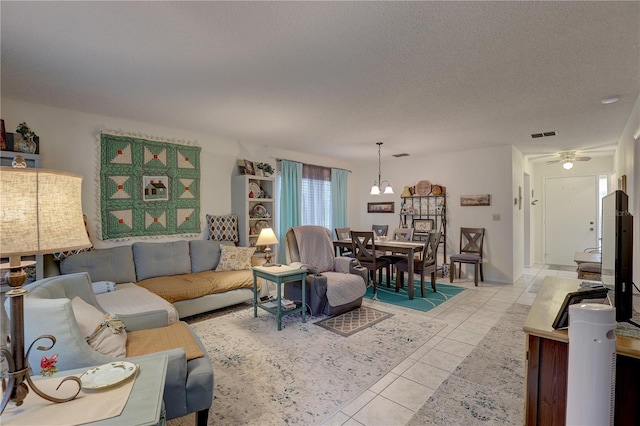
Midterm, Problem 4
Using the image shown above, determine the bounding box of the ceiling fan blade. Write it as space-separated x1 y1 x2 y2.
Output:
545 159 562 164
575 156 592 161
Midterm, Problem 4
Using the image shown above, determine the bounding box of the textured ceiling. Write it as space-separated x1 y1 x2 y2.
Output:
2 1 638 161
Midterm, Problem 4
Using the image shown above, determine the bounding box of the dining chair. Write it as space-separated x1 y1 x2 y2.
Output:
371 224 389 237
396 232 441 296
350 231 391 297
449 227 485 286
380 228 414 280
334 227 353 257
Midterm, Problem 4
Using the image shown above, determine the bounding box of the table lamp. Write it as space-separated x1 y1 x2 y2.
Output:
256 227 279 266
0 163 92 414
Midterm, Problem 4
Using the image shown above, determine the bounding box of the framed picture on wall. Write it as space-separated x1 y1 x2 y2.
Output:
367 202 395 213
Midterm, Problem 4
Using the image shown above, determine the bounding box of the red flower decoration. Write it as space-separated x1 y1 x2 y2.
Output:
40 354 58 376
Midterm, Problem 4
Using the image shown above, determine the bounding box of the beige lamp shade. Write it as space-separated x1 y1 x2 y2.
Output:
0 167 91 258
255 227 278 246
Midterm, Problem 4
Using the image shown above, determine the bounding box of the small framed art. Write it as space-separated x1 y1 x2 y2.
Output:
413 218 434 232
367 202 395 213
460 194 491 206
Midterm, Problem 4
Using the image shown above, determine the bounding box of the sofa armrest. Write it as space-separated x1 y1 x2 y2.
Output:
119 310 169 331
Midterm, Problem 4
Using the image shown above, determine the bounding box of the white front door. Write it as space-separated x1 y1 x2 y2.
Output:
544 175 598 266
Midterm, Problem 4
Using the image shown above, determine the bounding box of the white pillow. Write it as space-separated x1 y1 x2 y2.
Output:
215 246 256 271
71 297 127 357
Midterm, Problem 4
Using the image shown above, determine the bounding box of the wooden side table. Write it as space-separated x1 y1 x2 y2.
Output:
252 265 307 330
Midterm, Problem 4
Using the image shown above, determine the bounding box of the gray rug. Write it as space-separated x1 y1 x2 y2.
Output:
407 303 530 425
171 304 447 425
315 306 393 337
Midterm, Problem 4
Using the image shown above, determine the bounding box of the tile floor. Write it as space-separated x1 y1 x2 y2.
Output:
321 264 581 426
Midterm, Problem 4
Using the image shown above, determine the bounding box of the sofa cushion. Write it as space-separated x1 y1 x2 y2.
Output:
133 240 191 281
137 269 256 303
190 240 235 273
215 246 256 271
71 296 127 357
60 246 136 284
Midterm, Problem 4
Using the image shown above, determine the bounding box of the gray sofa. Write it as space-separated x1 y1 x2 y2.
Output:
21 272 213 425
48 239 269 318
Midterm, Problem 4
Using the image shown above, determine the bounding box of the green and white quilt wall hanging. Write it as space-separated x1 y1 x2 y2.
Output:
99 132 201 240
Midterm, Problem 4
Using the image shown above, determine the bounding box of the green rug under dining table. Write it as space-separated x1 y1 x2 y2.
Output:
365 280 465 312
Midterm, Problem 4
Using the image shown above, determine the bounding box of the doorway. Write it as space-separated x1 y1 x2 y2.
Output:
544 175 599 266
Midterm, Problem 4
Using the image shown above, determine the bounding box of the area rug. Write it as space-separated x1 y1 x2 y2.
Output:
407 303 530 426
172 305 447 425
314 306 392 337
365 281 465 312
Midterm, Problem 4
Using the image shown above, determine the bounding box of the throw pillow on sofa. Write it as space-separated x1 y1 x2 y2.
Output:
215 246 256 271
206 214 239 243
71 297 127 357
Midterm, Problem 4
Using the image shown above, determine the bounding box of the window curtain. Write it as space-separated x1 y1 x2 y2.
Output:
331 168 348 234
278 160 302 261
301 164 331 229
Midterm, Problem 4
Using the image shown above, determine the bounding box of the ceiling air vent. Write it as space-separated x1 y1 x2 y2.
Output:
393 153 410 158
531 130 558 139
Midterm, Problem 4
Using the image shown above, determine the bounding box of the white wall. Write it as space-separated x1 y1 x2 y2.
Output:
530 156 614 265
354 145 516 283
1 98 358 248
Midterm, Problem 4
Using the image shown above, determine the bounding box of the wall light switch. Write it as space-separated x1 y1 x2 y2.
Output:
493 214 500 221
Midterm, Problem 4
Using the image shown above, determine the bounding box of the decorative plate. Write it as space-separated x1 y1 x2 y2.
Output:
248 182 262 198
255 220 270 233
80 361 138 390
252 204 267 217
415 180 432 196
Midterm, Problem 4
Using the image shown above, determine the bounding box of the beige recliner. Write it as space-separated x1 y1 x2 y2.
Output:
284 226 367 316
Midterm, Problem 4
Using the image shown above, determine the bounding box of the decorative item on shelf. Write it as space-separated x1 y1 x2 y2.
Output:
256 227 279 266
431 185 442 196
250 204 267 218
370 142 393 195
415 180 431 196
248 181 262 198
255 162 274 177
14 122 38 154
401 186 412 197
0 164 92 414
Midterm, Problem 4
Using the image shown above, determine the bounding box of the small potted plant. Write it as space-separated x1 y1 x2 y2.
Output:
255 162 275 177
15 122 38 154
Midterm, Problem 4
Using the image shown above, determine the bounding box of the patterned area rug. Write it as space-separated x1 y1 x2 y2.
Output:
314 306 392 337
171 304 447 425
407 303 530 425
365 281 465 312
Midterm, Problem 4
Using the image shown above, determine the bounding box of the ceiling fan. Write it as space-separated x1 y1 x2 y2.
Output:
545 151 592 170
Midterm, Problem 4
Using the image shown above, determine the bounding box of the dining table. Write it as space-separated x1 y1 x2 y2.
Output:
333 238 425 300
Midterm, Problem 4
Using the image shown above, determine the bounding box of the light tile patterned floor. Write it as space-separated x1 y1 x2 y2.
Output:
320 264 567 426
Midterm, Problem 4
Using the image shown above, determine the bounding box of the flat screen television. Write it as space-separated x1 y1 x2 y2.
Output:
600 190 637 326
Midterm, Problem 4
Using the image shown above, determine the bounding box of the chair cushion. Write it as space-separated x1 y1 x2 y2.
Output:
322 271 366 307
450 253 481 262
578 262 601 273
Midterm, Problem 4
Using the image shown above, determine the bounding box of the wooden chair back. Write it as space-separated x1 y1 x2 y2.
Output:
335 227 353 256
392 227 413 241
351 231 377 263
459 227 485 257
371 224 389 237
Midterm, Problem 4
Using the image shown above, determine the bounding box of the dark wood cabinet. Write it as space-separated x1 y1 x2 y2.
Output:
524 277 640 425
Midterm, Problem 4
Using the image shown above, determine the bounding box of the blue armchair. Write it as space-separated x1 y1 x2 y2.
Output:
17 272 213 425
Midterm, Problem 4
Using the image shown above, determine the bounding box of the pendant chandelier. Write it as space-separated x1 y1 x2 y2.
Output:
370 142 394 195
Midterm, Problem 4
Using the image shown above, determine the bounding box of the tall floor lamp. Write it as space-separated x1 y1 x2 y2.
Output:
0 162 92 413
